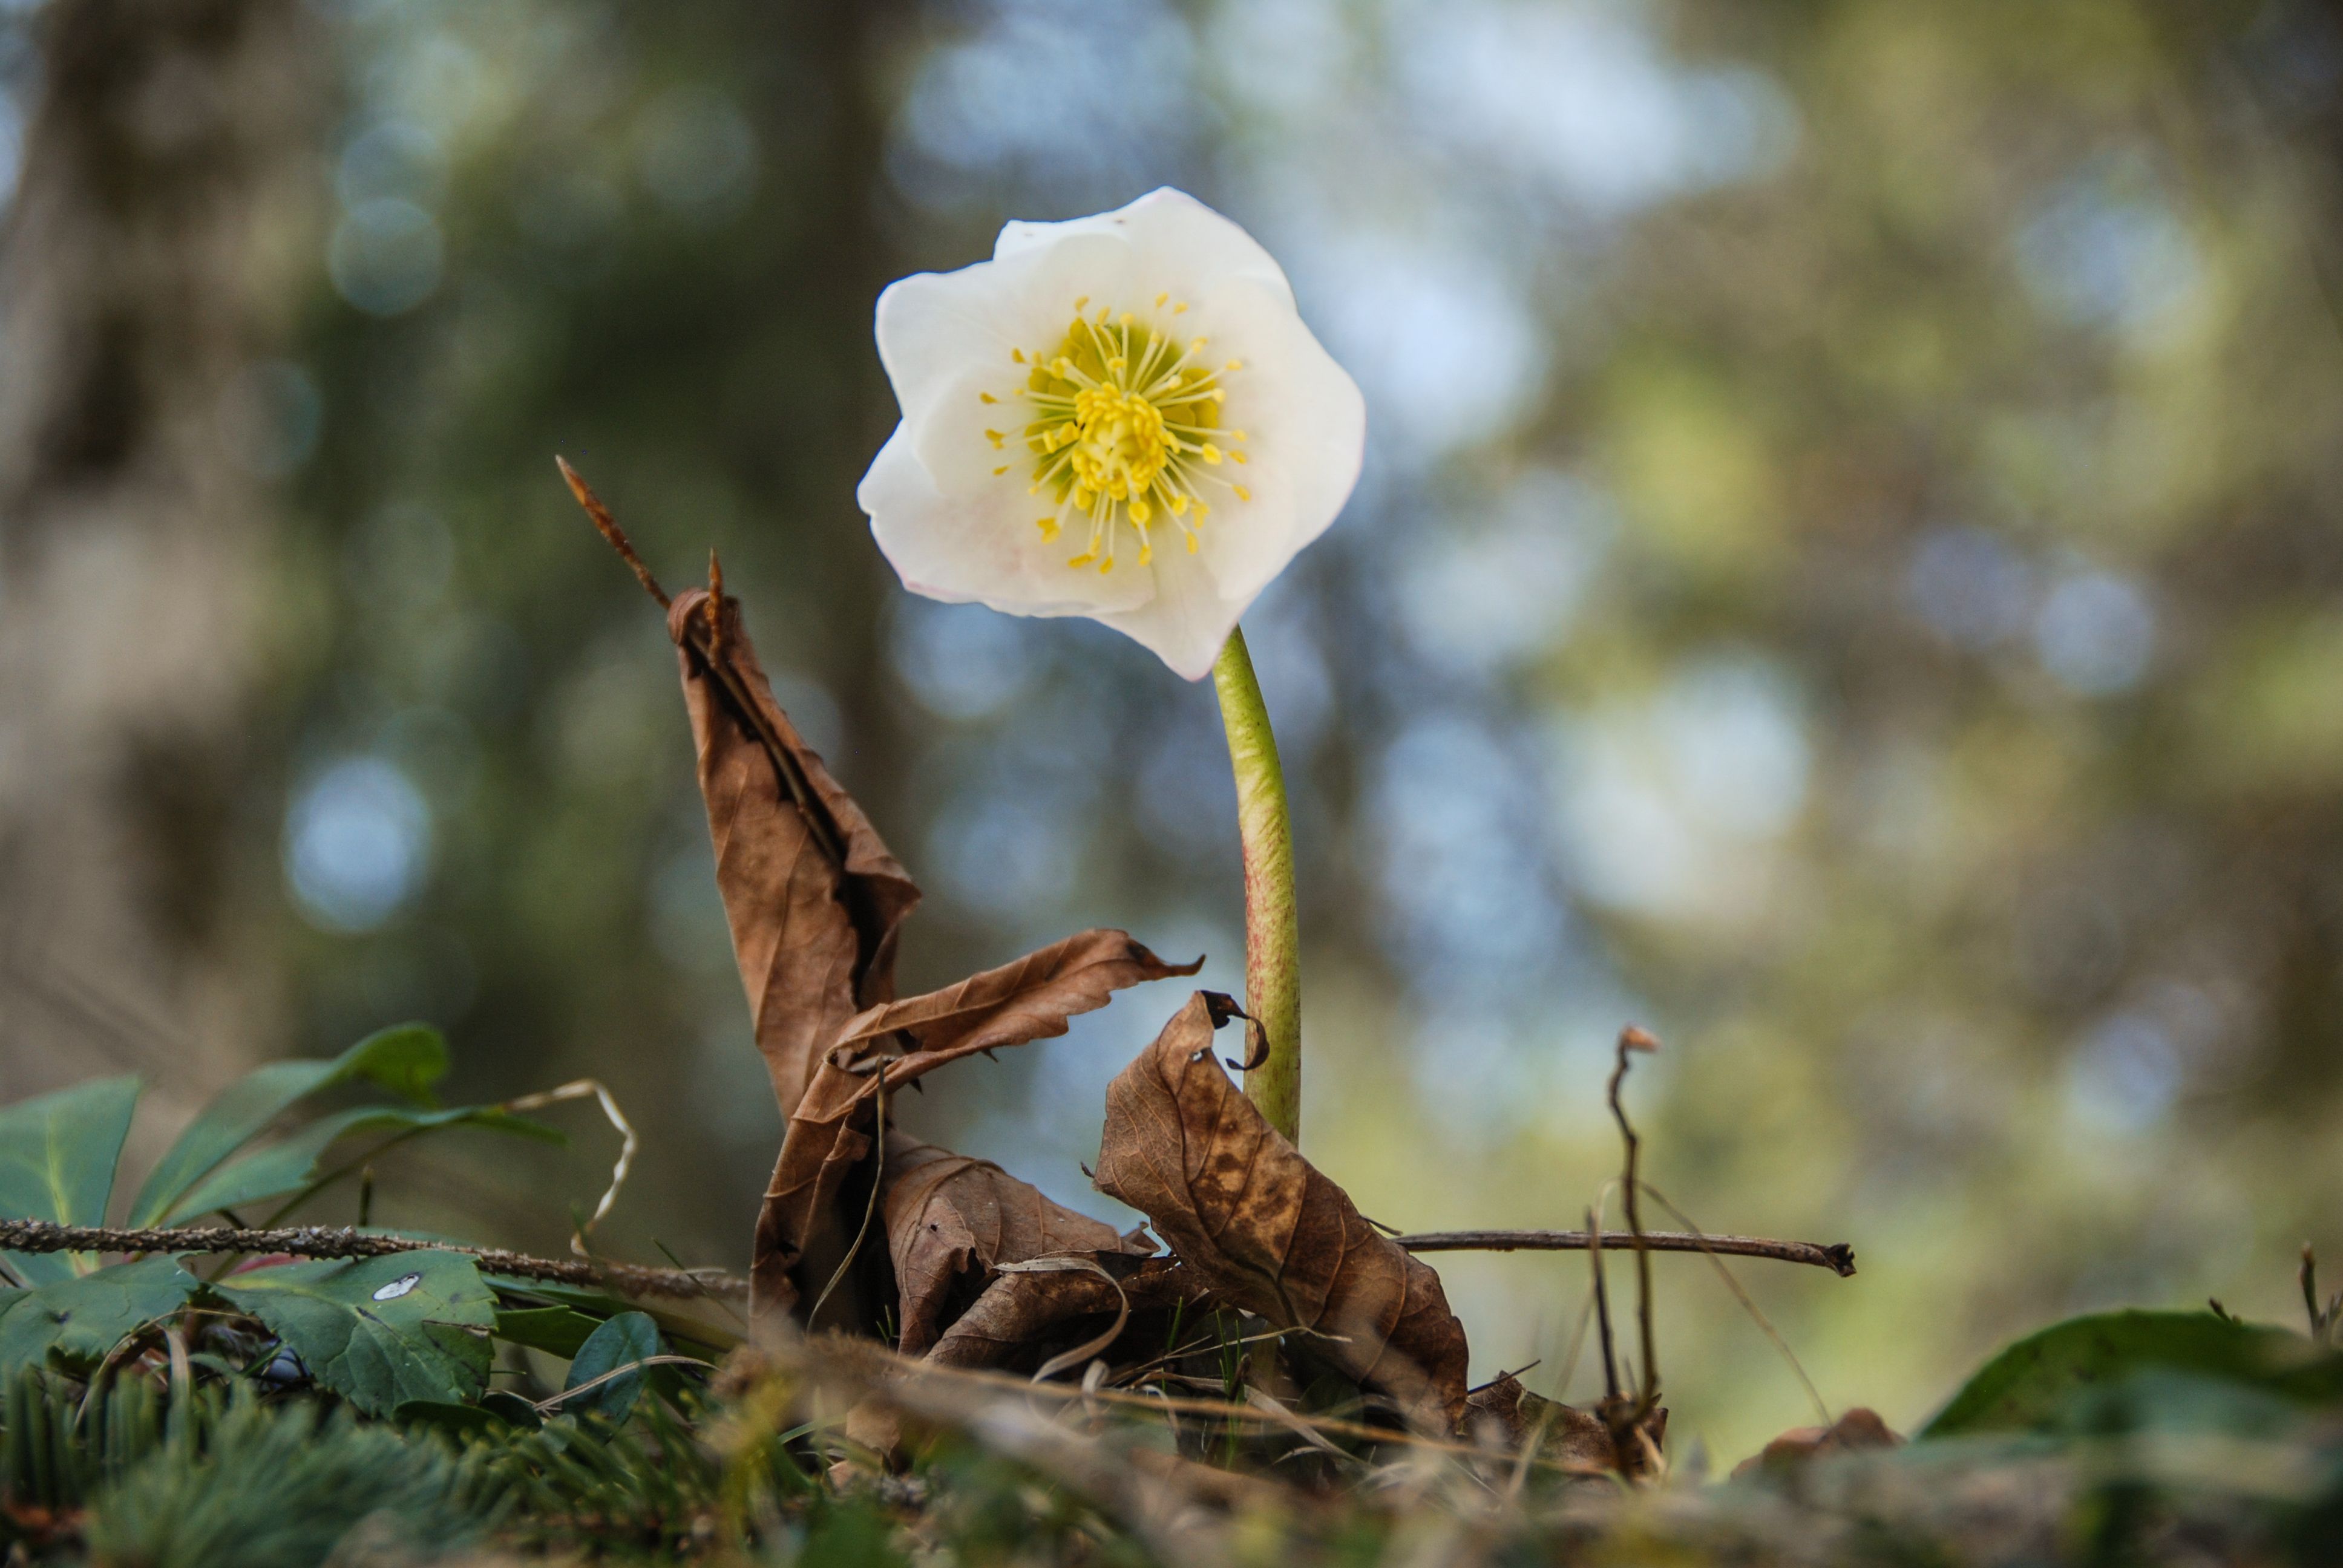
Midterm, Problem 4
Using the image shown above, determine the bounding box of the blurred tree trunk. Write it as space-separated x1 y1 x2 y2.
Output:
0 0 323 1103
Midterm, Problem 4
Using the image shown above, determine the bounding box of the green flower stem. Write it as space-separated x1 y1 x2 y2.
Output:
1212 626 1301 1145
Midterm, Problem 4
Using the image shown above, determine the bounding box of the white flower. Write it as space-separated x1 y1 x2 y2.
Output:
857 188 1366 681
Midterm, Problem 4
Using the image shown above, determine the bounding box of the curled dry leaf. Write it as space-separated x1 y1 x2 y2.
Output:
666 587 919 1315
883 1134 1145 1357
1093 991 1472 1433
926 1254 1205 1373
758 930 1199 1323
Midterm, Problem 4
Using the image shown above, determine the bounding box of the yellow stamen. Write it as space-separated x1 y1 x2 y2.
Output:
989 296 1266 576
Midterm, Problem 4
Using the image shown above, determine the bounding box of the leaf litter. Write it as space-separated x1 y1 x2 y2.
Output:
561 460 1869 1483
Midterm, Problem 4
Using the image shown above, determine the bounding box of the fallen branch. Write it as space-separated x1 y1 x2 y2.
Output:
0 1218 746 1301
1393 1229 1856 1278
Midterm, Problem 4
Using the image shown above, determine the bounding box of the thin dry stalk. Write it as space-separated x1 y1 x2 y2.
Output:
1609 1025 1660 1419
556 457 669 606
0 1217 742 1301
1587 1205 1619 1407
1394 1229 1855 1276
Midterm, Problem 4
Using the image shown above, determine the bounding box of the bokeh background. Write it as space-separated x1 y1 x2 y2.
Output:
4 0 2342 1465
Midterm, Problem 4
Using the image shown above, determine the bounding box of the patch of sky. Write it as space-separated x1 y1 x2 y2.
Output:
2066 1010 2183 1135
890 0 1202 214
1206 0 1351 120
329 196 444 316
336 117 448 209
1398 469 1619 676
888 597 1037 722
2035 568 2155 696
1372 712 1570 995
925 734 1100 919
358 27 490 135
1391 0 1800 217
1906 526 2035 650
1298 227 1545 461
285 756 433 933
968 907 1240 1225
1550 653 1810 916
2014 157 2204 343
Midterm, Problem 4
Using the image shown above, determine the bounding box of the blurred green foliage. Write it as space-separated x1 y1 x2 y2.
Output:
7 0 2342 1469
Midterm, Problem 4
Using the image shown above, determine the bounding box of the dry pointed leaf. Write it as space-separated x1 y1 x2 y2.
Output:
759 930 1196 1324
882 1134 1142 1357
672 587 918 1117
925 1254 1205 1373
1093 991 1472 1433
836 929 1202 1065
667 587 920 1318
1463 1374 1617 1471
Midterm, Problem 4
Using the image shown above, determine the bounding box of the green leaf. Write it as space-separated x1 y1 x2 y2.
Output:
167 1103 559 1224
0 1256 197 1376
485 1278 739 1357
210 1251 497 1417
0 1077 140 1285
561 1310 660 1423
481 1390 545 1429
397 1390 543 1435
1921 1309 2343 1438
494 1305 605 1359
128 1024 452 1228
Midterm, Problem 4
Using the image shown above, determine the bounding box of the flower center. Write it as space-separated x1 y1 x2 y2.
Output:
981 296 1251 575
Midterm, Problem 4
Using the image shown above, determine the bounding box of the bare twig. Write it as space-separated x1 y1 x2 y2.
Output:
706 548 726 661
1392 1230 1855 1276
0 1217 745 1301
1637 1183 1831 1425
557 457 670 607
555 458 845 870
1587 1206 1619 1406
2304 1244 2341 1345
1610 1025 1660 1418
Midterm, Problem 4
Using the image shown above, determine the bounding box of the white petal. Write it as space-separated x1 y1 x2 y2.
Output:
994 188 1294 310
1091 533 1250 681
1181 275 1366 604
874 230 1136 429
859 423 1152 616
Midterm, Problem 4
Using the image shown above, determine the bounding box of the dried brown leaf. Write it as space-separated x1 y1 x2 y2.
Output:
1463 1374 1618 1471
667 587 920 1317
1093 991 1472 1432
882 1134 1143 1357
758 930 1197 1324
925 1254 1205 1373
837 927 1202 1068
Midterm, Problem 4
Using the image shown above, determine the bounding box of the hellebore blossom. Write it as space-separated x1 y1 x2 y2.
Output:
857 188 1366 681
